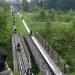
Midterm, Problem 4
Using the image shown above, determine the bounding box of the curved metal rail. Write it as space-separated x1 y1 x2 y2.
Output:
31 36 63 75
35 33 65 72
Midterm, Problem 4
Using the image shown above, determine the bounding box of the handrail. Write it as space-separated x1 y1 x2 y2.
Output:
35 32 65 73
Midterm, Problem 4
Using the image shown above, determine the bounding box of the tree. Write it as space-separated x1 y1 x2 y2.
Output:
39 10 46 21
22 0 29 11
32 0 75 10
0 0 10 27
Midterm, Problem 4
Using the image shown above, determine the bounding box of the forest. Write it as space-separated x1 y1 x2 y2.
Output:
32 0 75 10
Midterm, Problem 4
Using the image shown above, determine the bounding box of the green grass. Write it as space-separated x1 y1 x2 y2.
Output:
68 71 75 75
20 12 47 34
37 71 45 75
13 70 20 75
14 13 28 36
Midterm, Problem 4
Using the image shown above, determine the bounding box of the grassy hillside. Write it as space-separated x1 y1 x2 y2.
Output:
20 10 75 74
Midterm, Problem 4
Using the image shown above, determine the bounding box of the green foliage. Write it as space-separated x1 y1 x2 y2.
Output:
0 14 13 69
0 1 13 70
0 1 10 27
0 12 6 27
38 71 45 75
72 20 75 28
14 13 27 35
22 0 29 11
68 71 75 75
32 0 75 10
14 70 20 75
39 10 46 21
